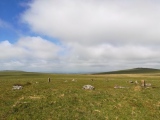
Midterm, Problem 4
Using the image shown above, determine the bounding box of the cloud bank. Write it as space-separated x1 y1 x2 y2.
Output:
1 0 160 73
0 36 62 72
22 0 160 45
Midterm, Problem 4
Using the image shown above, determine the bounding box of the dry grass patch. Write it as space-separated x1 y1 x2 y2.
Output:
28 95 44 100
133 86 142 91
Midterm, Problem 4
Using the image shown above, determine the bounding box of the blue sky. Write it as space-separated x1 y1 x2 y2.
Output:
1 0 160 73
0 0 27 42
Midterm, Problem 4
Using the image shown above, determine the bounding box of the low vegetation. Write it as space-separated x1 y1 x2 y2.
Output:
0 70 160 120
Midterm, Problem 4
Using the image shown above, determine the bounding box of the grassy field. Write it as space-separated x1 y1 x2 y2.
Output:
0 71 160 120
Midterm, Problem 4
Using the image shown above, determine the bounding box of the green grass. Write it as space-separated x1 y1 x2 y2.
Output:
0 71 160 119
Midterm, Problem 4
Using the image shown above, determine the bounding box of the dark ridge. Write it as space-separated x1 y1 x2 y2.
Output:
95 68 160 74
0 70 26 72
0 70 42 74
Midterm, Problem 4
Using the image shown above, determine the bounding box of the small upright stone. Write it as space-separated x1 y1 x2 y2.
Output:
48 77 51 82
141 80 146 87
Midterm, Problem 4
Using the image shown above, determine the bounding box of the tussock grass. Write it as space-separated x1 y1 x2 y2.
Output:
0 72 160 119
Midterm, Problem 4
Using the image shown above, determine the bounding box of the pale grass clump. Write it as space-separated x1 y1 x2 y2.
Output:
133 86 142 92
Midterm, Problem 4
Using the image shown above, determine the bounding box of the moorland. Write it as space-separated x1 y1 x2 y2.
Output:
0 68 160 120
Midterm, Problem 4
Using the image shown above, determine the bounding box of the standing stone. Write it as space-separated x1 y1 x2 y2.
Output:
135 80 139 85
141 80 146 87
48 77 51 82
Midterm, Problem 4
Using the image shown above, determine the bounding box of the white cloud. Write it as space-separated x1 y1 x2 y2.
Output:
22 0 160 45
0 40 25 59
17 36 60 59
17 0 160 72
0 36 63 72
0 36 60 60
1 38 160 72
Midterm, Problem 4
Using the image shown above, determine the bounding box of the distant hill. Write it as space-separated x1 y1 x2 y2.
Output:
96 68 160 74
0 70 26 73
0 70 47 77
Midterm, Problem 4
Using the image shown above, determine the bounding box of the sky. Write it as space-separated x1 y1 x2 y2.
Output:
0 0 160 73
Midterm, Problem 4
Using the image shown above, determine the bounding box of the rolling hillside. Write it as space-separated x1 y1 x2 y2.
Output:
96 68 160 74
1 68 160 75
